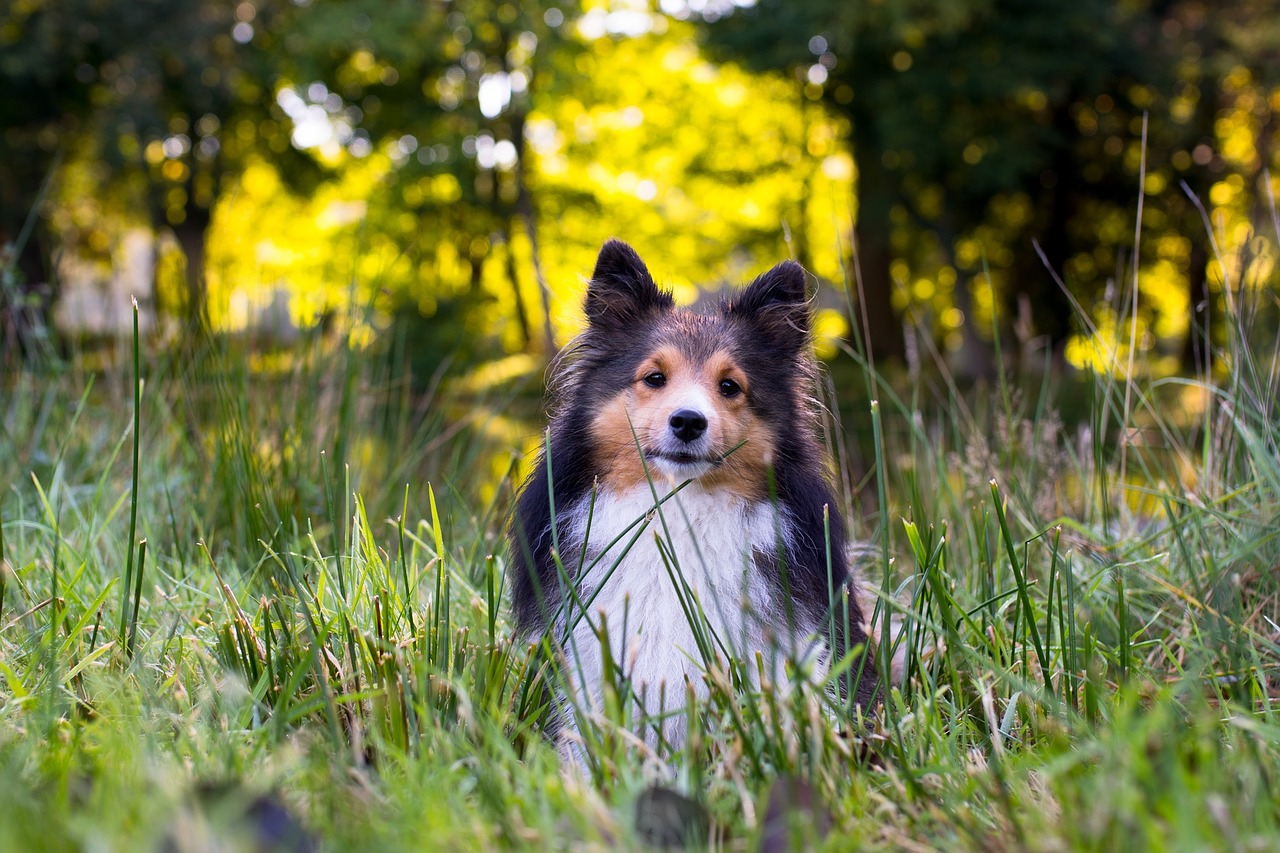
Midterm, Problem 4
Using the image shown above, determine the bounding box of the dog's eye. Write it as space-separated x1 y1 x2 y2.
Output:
719 378 742 398
642 372 666 388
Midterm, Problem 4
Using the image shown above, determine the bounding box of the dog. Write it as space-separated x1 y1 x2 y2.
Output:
509 239 881 751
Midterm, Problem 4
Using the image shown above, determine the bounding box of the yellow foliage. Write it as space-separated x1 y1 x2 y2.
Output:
61 9 1267 374
1143 259 1190 340
812 308 848 361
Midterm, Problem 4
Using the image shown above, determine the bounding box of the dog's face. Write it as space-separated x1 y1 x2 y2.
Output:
573 239 814 497
595 337 760 486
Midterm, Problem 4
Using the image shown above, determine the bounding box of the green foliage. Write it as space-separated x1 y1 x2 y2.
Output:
4 3 1280 846
2 215 1279 846
701 0 1280 364
0 0 305 319
6 1 1278 380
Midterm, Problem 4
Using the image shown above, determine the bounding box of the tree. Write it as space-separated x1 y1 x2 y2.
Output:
201 8 851 362
699 0 1165 365
529 19 824 304
272 0 575 354
696 0 918 362
0 0 314 341
114 0 317 327
1145 0 1280 370
1 0 130 355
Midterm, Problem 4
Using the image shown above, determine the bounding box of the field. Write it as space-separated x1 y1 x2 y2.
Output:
2 282 1279 851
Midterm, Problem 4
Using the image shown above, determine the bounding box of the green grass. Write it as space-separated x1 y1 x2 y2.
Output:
2 249 1279 851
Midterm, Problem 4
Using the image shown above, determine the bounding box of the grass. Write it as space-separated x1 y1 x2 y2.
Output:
1 238 1279 851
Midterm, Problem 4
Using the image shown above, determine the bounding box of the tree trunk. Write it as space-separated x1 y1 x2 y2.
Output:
849 119 905 364
1015 101 1080 365
0 149 59 362
1152 2 1224 375
937 213 994 379
173 197 212 330
1177 53 1224 375
468 246 485 294
509 110 556 354
1181 236 1210 373
0 240 54 364
502 222 532 349
791 93 815 272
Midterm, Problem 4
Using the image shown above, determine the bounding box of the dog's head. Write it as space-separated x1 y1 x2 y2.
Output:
562 239 818 496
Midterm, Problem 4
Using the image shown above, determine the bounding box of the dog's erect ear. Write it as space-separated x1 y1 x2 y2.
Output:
725 260 810 352
585 239 673 331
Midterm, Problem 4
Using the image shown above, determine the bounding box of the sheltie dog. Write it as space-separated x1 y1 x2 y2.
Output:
509 239 881 750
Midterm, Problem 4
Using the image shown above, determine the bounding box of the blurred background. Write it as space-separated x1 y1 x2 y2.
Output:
7 8 1280 844
2 0 1278 381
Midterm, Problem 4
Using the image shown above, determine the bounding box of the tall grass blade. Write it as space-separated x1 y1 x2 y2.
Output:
125 539 146 660
398 484 417 636
0 496 7 625
118 298 142 651
990 479 1050 695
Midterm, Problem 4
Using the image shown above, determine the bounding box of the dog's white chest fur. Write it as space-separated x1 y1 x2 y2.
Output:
556 482 809 726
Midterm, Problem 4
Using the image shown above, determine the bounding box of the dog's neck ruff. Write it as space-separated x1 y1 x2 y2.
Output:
553 478 822 744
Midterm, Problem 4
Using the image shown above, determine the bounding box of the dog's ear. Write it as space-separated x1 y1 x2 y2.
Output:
725 260 810 353
585 239 673 331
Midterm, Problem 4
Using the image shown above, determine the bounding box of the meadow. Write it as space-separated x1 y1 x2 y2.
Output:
2 234 1278 853
5 1 1280 848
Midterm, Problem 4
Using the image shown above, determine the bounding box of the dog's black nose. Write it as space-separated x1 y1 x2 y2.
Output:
668 409 707 443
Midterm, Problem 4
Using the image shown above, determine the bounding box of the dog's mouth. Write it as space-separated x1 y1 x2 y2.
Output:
644 450 724 468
